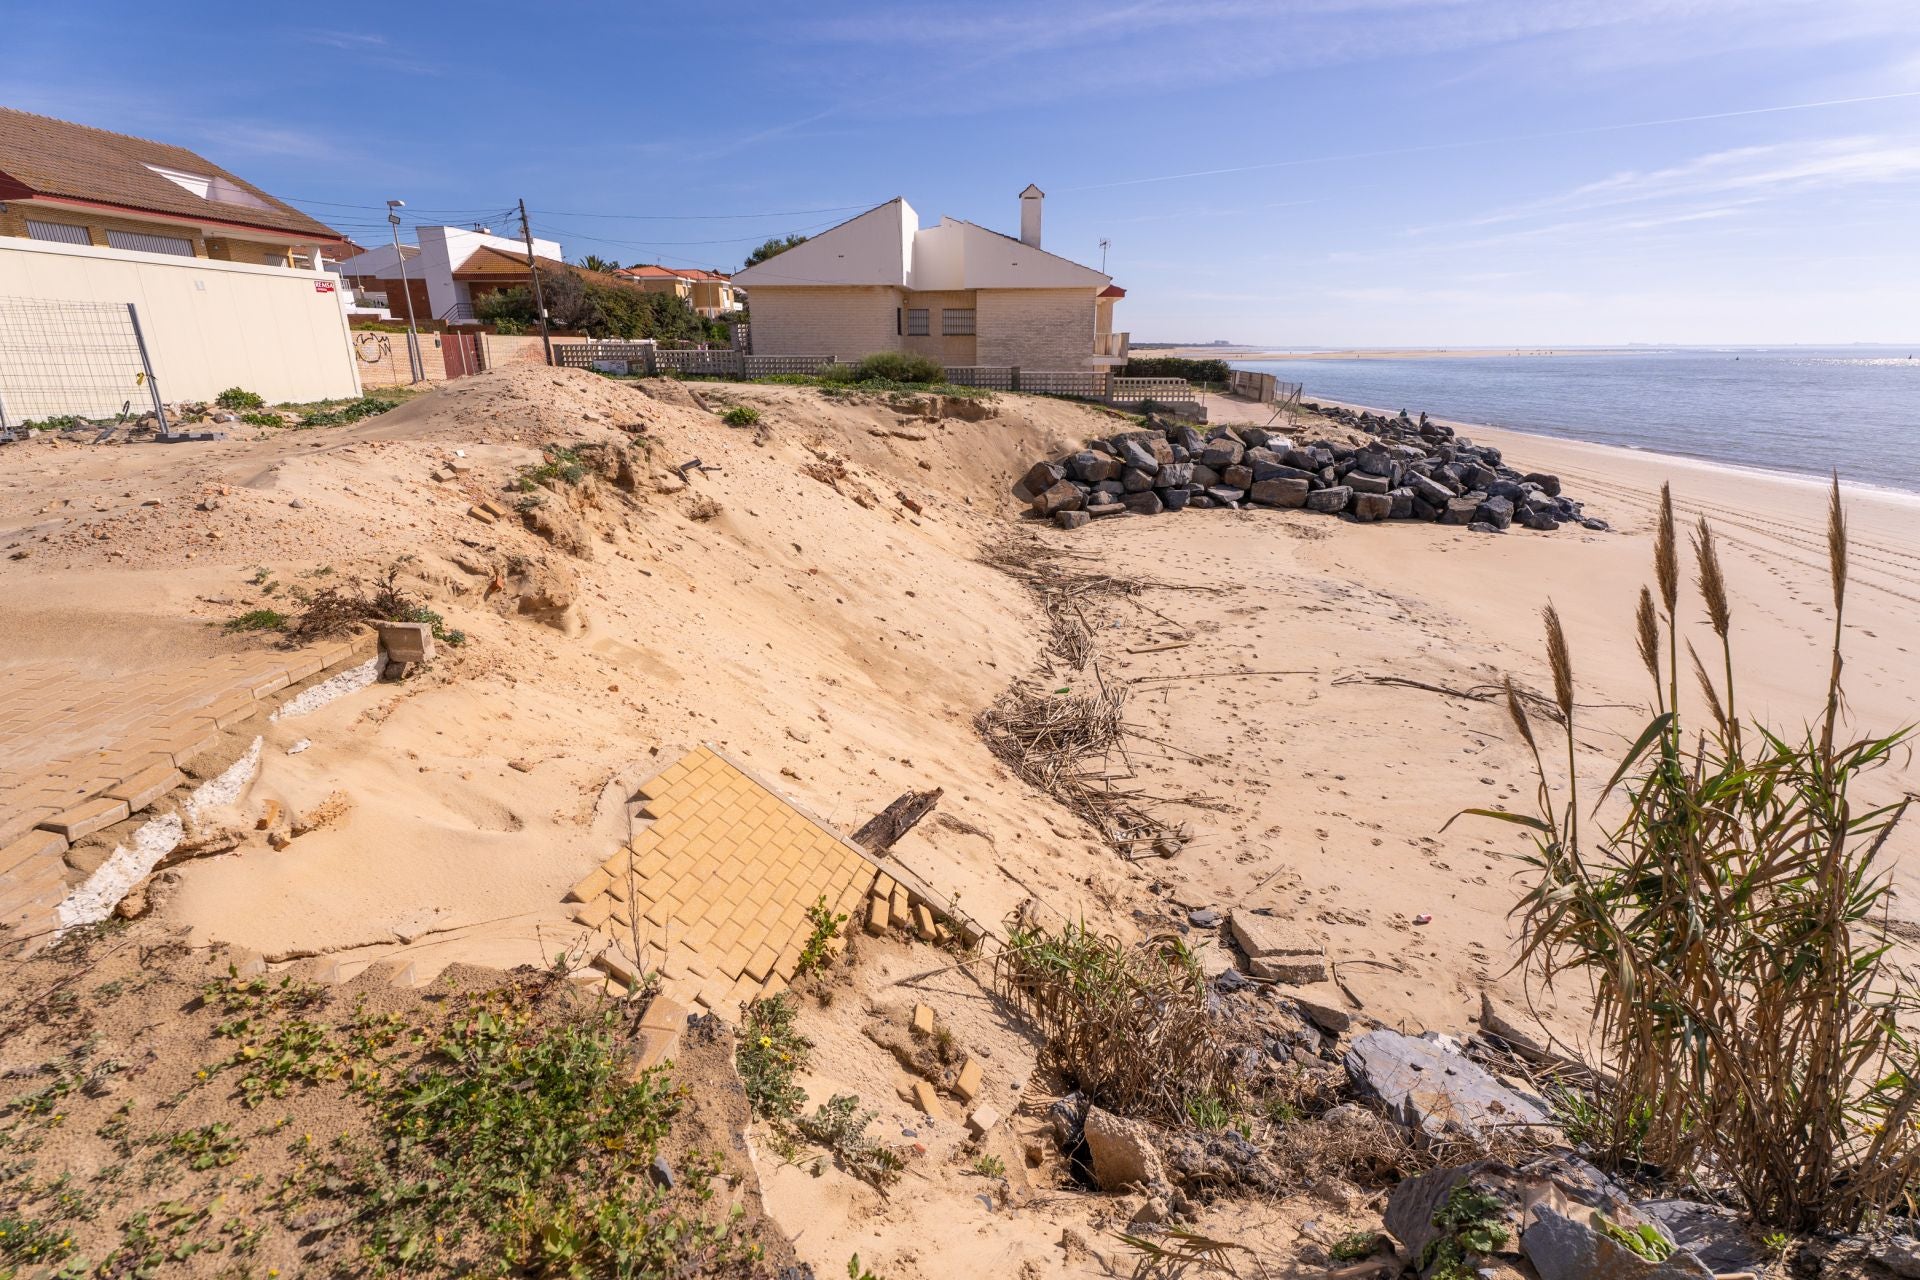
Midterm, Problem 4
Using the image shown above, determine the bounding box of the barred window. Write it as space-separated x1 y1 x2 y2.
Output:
906 308 930 336
941 308 975 336
26 219 91 245
105 229 195 256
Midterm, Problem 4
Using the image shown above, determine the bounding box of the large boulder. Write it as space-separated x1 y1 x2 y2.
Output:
1351 492 1392 521
1249 478 1309 508
1305 485 1351 514
1082 1107 1165 1191
1032 480 1085 516
1014 460 1064 503
1441 495 1483 525
1344 1029 1554 1143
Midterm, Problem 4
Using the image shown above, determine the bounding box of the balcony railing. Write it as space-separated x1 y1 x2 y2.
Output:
1094 330 1130 360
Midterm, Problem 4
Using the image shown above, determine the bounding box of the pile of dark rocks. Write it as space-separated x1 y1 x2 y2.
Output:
1011 405 1606 534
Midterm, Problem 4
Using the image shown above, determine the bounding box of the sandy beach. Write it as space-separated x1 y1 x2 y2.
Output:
4 369 1917 1276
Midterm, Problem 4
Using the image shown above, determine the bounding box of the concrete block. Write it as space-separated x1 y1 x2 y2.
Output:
572 898 613 930
956 1057 984 1103
373 621 435 664
912 1078 945 1118
910 1003 935 1036
864 894 890 936
967 1105 1002 1138
912 901 937 942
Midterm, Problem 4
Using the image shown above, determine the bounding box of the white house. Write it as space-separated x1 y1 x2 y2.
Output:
732 186 1126 370
331 225 561 327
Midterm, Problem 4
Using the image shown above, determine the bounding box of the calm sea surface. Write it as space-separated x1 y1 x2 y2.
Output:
1232 348 1920 494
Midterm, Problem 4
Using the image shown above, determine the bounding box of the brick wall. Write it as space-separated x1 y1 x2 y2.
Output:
745 285 903 361
899 289 978 366
206 237 294 266
977 289 1096 370
353 330 451 388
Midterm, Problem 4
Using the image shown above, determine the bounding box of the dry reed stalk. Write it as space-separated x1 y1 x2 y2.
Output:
1469 484 1919 1231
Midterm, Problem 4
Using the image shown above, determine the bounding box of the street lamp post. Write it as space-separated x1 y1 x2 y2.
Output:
387 199 424 384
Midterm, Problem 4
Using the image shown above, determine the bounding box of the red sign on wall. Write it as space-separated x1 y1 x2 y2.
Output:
314 280 336 293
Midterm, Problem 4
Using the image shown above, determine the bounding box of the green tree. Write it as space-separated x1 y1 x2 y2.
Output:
743 234 808 270
577 254 620 274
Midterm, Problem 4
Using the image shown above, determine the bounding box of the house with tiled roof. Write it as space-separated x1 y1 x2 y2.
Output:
616 263 743 318
0 107 344 267
332 226 564 328
731 185 1126 370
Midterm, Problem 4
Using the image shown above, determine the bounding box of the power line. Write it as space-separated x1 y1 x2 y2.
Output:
525 201 878 221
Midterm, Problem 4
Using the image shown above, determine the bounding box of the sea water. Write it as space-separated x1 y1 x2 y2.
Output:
1231 348 1920 494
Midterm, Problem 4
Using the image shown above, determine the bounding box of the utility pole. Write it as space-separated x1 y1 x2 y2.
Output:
387 199 423 383
518 198 553 366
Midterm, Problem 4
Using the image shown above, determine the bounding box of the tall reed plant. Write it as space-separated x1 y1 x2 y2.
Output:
1466 481 1916 1230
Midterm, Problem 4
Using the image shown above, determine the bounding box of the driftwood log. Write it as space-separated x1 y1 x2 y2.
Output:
853 788 943 853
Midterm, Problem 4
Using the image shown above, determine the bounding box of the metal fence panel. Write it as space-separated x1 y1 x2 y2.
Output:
0 296 169 436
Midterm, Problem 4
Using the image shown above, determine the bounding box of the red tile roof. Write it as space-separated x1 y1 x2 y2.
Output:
1099 284 1126 298
0 107 342 242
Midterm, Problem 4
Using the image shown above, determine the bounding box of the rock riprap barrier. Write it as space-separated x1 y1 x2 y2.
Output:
1011 406 1606 533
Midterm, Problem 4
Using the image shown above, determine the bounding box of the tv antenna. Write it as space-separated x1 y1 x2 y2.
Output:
1099 238 1110 272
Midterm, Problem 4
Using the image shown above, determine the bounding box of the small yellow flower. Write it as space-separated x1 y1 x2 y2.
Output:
758 1036 772 1048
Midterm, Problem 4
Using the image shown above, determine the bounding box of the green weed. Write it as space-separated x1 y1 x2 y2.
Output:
720 404 761 427
223 609 287 633
792 895 846 979
736 995 810 1120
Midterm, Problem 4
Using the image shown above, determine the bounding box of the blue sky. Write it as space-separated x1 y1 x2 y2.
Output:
7 1 1919 345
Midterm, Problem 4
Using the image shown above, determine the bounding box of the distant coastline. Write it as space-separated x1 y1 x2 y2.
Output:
1154 345 1684 361
1143 344 1920 362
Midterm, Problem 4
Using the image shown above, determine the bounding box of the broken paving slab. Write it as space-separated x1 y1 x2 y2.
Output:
1345 1028 1556 1144
1227 908 1328 984
564 743 893 1018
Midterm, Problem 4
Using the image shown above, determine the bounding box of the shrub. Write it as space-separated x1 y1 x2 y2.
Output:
720 404 761 427
1469 481 1917 1231
992 914 1240 1124
850 351 943 384
239 411 282 428
215 387 265 411
1120 356 1231 385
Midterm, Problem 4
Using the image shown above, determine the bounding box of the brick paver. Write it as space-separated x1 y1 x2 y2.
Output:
576 744 881 1016
0 636 375 945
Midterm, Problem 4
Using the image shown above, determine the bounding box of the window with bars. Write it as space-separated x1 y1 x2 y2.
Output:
906 308 930 336
26 219 92 245
105 229 195 257
941 308 975 336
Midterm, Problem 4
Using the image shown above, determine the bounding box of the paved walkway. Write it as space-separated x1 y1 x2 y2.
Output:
0 637 372 942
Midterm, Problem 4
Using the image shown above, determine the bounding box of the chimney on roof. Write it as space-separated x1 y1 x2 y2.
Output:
1019 183 1044 249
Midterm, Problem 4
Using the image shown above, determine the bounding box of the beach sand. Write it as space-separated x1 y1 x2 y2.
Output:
4 369 1916 1276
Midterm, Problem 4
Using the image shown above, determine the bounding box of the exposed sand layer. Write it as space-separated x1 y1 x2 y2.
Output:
4 367 1916 1276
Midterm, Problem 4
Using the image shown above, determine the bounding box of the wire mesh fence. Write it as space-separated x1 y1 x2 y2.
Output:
0 297 168 438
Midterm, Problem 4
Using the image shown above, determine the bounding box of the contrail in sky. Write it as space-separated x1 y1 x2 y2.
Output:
1060 90 1920 193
